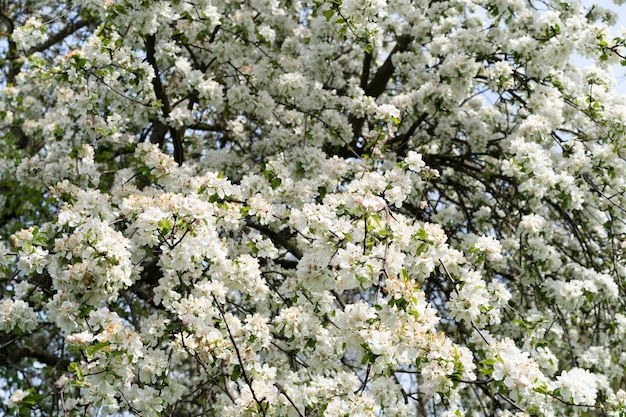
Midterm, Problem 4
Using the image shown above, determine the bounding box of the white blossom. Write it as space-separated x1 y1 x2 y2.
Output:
3 0 626 415
556 368 599 406
474 235 503 261
9 389 29 405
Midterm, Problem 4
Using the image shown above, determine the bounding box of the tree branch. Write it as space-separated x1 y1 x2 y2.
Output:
145 34 184 165
365 35 411 97
25 18 93 56
360 50 372 90
246 219 303 259
347 35 412 146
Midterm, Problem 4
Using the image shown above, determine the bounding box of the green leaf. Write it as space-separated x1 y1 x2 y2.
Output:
165 321 180 331
317 186 327 201
270 177 282 189
231 364 241 381
361 351 379 365
415 242 428 255
413 228 428 241
86 341 111 357
157 218 172 235
68 362 84 380
77 305 95 319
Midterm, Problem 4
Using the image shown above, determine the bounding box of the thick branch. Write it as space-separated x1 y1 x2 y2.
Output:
25 18 93 56
360 50 372 90
3 15 20 85
0 339 70 370
388 111 429 156
21 345 70 369
364 35 411 97
347 35 412 144
145 34 184 165
246 220 303 259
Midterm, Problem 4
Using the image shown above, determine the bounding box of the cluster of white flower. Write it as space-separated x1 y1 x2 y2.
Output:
555 368 601 406
0 298 38 333
4 0 626 415
474 235 504 262
47 216 133 305
9 389 29 405
11 17 47 50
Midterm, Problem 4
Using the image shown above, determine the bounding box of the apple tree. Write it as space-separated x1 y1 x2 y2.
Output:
1 0 626 416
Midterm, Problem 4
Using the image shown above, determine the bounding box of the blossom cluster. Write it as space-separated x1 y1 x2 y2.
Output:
2 0 626 415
